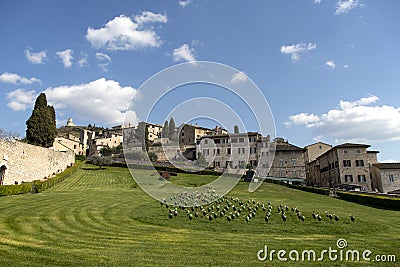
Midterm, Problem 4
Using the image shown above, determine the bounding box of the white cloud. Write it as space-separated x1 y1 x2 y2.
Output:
286 95 400 143
325 60 336 69
6 89 36 111
0 72 41 85
25 48 46 64
343 64 349 69
134 11 167 25
173 44 196 62
335 0 361 15
381 159 400 163
314 0 322 4
86 14 167 51
96 52 111 71
56 49 73 68
43 78 138 126
179 0 191 8
229 71 248 84
280 42 316 62
78 54 88 68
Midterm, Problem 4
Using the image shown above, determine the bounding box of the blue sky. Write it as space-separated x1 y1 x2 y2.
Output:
0 0 399 162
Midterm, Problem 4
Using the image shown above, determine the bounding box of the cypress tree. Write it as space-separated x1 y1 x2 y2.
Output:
162 120 169 138
25 93 57 148
168 117 175 140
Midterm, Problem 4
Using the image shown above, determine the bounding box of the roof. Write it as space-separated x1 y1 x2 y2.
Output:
334 143 371 149
274 139 305 152
367 150 380 154
304 141 332 149
198 132 260 139
373 163 400 169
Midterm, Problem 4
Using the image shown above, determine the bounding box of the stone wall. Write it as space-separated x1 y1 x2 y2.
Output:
0 139 75 185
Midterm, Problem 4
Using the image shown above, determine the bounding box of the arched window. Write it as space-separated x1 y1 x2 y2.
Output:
0 165 7 186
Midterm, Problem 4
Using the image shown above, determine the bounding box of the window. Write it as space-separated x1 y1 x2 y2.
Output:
358 175 366 182
319 145 322 149
262 142 267 148
262 163 269 168
356 149 361 154
279 159 284 166
279 171 285 177
250 147 257 154
292 171 297 176
238 148 245 154
227 148 231 155
345 175 353 182
335 161 339 168
239 138 244 143
214 161 220 167
239 161 245 168
231 138 237 143
356 160 364 167
214 139 220 144
389 174 394 182
291 159 296 166
262 151 268 156
214 149 220 155
343 150 348 154
203 149 209 156
74 145 77 149
204 140 208 145
181 132 184 136
343 160 351 167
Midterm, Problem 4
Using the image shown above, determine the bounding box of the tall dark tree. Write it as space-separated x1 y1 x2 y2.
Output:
162 120 169 138
135 122 149 152
234 125 239 134
25 93 57 148
168 117 176 140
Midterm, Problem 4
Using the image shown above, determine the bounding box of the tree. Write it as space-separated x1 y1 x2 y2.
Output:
234 125 239 134
168 117 176 140
25 93 57 148
135 122 149 152
90 155 111 169
100 145 112 157
162 120 169 138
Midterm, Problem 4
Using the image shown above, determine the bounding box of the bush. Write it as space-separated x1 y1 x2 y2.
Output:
75 154 86 161
336 191 400 211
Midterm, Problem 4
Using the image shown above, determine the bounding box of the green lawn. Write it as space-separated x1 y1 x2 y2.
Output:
0 165 398 266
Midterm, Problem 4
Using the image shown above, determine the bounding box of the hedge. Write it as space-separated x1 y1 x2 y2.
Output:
0 161 83 197
336 191 400 211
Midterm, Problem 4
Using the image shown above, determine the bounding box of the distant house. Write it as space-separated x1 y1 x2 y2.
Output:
269 138 306 179
179 124 227 146
310 143 378 191
303 142 332 186
370 163 400 193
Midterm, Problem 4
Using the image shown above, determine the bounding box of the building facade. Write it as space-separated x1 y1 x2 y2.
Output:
370 163 400 193
269 138 306 179
310 143 378 191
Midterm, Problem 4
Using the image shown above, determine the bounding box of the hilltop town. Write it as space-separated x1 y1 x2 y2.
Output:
41 117 399 195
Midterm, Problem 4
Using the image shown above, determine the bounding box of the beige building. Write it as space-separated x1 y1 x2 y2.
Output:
146 123 163 142
179 124 227 146
197 132 268 174
310 143 378 191
304 142 332 186
89 132 123 155
370 163 400 194
53 135 85 155
304 142 332 163
269 138 306 179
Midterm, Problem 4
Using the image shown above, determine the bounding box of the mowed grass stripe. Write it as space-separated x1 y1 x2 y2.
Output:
0 164 398 266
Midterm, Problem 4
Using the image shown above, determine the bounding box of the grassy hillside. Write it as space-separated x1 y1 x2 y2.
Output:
0 165 398 266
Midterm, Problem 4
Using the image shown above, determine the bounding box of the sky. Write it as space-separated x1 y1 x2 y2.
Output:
0 0 399 162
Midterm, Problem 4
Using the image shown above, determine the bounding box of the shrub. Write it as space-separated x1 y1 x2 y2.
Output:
336 191 400 211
